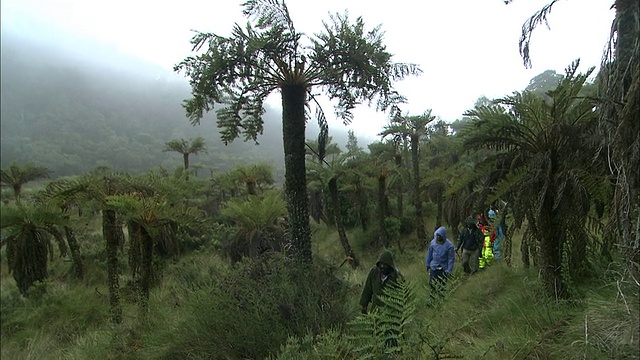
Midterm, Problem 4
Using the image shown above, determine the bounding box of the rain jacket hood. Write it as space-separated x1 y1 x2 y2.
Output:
434 226 448 244
466 217 476 227
360 250 401 311
376 250 396 269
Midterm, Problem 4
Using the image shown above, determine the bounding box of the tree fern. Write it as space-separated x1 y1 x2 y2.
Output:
177 0 421 263
461 62 607 299
1 202 66 295
0 161 51 200
220 190 289 262
220 190 287 230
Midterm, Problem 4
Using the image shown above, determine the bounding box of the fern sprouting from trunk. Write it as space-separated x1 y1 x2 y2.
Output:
348 279 418 359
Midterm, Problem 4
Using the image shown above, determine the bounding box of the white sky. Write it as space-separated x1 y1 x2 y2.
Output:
2 0 614 139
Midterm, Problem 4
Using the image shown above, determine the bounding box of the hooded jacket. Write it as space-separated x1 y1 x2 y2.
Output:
360 250 400 311
426 226 455 274
456 217 483 251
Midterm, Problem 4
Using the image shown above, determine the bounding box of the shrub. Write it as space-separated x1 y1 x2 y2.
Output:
271 279 422 359
383 216 401 242
155 253 352 359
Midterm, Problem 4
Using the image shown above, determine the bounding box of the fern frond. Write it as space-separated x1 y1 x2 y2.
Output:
220 190 287 229
348 279 418 358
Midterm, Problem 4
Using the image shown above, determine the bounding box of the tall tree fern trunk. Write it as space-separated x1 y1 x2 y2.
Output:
395 153 404 218
356 181 369 232
12 185 21 201
538 194 568 300
378 173 390 248
309 189 323 224
616 0 638 91
281 84 312 263
140 226 154 316
521 232 531 269
501 206 512 267
435 191 443 228
601 0 640 274
103 209 122 324
64 225 84 279
329 177 359 268
128 222 142 287
246 180 257 196
569 229 588 279
411 135 425 248
183 153 190 180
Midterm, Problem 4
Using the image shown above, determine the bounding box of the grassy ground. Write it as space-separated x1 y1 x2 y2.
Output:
1 220 638 359
312 223 639 359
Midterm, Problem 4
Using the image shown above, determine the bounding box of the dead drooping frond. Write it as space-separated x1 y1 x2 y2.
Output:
1 202 68 295
518 0 561 68
222 226 288 264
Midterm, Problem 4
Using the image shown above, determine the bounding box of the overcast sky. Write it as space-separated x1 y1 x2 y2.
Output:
2 0 614 139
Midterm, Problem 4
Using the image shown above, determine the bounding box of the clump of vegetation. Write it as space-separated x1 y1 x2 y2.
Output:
149 253 352 359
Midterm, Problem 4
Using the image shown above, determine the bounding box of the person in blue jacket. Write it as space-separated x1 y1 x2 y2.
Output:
426 226 455 300
488 209 504 261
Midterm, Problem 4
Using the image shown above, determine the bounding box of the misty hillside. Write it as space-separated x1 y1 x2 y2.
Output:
1 30 358 180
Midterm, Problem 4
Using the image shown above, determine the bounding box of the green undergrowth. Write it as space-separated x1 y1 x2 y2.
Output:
1 224 638 359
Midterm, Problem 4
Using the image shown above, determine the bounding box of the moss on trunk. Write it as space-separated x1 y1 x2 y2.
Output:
281 84 312 263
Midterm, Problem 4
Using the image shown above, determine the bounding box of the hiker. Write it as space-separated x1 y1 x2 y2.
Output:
488 209 504 261
360 249 401 314
426 226 455 299
456 217 483 274
478 215 494 269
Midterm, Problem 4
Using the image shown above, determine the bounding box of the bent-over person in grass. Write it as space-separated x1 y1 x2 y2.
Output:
360 250 401 314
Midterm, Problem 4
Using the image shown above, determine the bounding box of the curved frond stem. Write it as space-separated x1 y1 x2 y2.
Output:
519 0 562 68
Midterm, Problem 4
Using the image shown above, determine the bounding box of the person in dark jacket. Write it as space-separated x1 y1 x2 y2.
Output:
456 217 484 274
360 249 400 314
426 226 455 299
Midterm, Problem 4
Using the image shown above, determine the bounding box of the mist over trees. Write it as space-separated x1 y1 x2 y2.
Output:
0 31 294 179
0 29 409 184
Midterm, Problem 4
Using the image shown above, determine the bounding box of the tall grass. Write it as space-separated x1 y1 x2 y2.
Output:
1 220 638 359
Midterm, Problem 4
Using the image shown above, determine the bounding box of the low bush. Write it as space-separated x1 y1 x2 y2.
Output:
150 253 352 359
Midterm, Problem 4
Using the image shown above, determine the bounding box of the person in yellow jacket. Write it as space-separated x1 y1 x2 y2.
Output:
478 217 494 269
